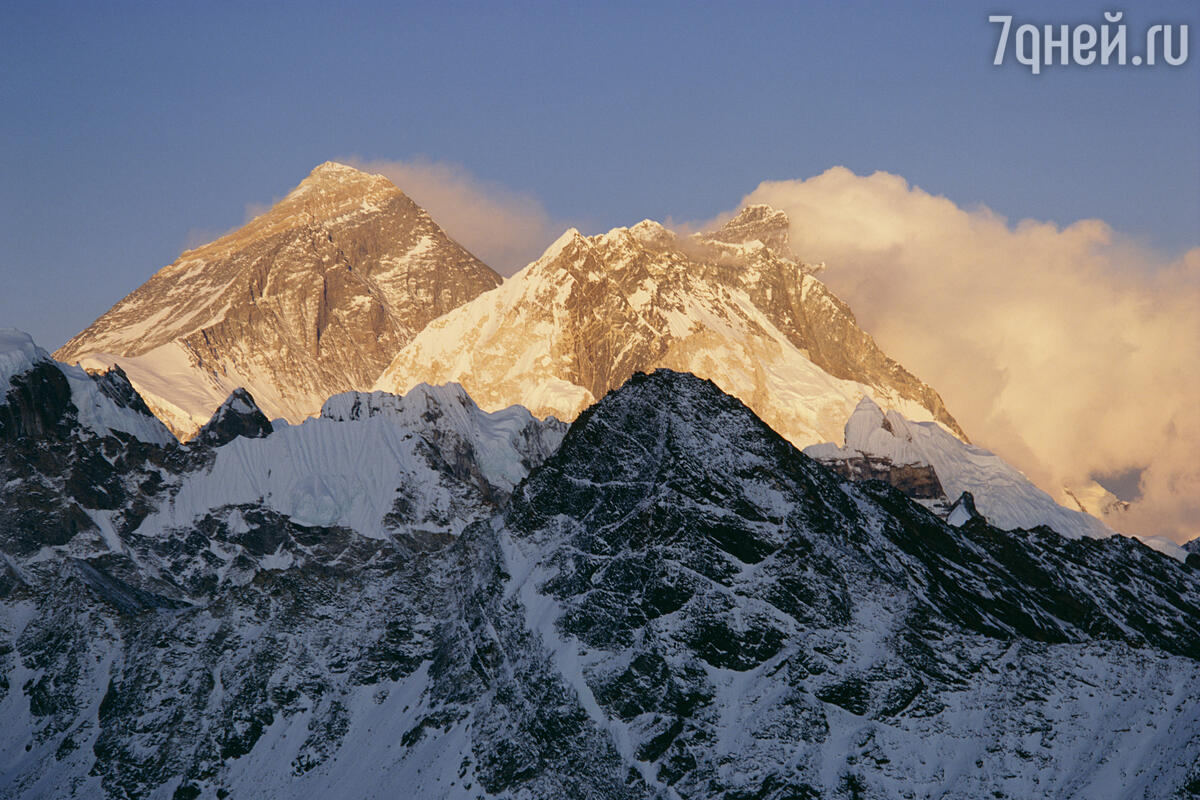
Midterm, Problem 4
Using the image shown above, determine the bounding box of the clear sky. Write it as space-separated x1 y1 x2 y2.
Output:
1 0 1197 350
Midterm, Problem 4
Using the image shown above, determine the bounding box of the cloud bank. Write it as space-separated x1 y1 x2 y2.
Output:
731 168 1199 544
348 158 562 276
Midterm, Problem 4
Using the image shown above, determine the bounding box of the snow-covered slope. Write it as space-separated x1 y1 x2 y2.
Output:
1 328 563 579
805 395 1115 541
0 327 173 445
320 385 565 495
374 206 964 449
1061 480 1130 518
146 384 564 542
3 366 1200 798
55 162 502 439
1060 479 1132 534
0 329 45 396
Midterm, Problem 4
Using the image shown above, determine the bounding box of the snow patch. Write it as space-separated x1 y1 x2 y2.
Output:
0 328 49 396
806 396 1113 541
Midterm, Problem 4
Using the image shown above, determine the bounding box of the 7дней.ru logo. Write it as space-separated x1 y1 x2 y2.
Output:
990 12 1189 74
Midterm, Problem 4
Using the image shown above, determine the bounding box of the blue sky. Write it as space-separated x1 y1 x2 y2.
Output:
1 0 1197 349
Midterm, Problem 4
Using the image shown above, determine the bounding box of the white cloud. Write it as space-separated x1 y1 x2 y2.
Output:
732 167 1200 544
347 157 562 276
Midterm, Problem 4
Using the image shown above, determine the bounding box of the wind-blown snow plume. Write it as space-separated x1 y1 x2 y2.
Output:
730 167 1200 543
348 157 563 275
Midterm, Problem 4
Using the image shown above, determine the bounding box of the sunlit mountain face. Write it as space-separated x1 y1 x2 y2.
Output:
55 163 501 439
2 164 1197 799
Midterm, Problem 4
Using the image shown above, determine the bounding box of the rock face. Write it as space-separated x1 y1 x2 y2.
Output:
190 388 272 447
1186 539 1200 570
812 451 946 501
55 163 502 439
3 357 1200 799
946 490 984 527
0 332 176 561
374 206 964 450
806 396 1116 542
0 329 173 448
486 371 1200 798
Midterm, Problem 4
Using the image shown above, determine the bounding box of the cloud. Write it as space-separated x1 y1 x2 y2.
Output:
730 167 1200 544
346 157 563 276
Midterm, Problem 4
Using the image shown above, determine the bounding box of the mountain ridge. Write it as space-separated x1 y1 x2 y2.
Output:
805 395 1117 543
374 207 965 450
2 342 1199 797
55 162 502 439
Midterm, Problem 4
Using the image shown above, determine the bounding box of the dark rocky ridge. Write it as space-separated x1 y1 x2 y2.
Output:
0 361 76 442
191 388 272 447
1 367 1198 798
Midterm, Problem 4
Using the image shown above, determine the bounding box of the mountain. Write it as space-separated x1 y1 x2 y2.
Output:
0 332 567 798
481 370 1200 798
190 388 273 447
141 384 566 547
1060 480 1131 528
52 179 1111 552
1 327 562 571
373 205 965 449
55 162 502 439
805 395 1115 542
3 347 1199 798
0 328 172 448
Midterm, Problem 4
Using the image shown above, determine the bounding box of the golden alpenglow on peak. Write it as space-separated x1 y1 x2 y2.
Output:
6 5 1200 796
374 207 964 448
55 163 502 439
287 161 398 201
706 204 795 257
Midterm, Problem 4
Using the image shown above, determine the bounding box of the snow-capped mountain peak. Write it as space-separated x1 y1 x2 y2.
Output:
54 163 502 439
0 328 46 395
191 388 272 447
704 202 794 257
374 207 964 450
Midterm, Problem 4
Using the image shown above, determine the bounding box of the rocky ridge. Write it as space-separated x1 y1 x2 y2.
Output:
56 163 502 439
2 351 1199 798
374 204 964 449
805 396 1116 543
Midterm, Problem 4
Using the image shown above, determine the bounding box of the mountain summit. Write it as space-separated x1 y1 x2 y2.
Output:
706 203 795 255
4 361 1196 798
56 162 501 438
374 208 963 448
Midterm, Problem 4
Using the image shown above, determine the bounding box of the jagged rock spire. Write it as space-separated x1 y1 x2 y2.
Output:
192 388 272 447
